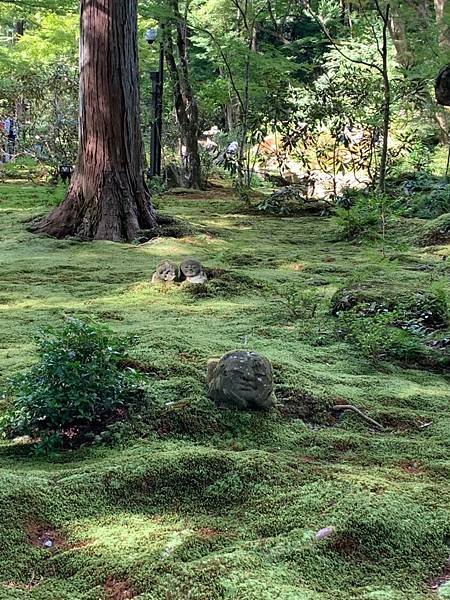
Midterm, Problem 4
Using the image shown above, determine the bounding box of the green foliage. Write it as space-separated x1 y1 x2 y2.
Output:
334 195 379 241
273 285 320 319
257 187 304 216
419 212 450 245
408 186 450 219
399 288 449 332
337 308 423 362
147 175 167 198
1 319 142 448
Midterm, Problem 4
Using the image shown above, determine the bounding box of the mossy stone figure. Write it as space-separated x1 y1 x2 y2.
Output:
151 260 177 283
179 258 207 284
207 350 275 411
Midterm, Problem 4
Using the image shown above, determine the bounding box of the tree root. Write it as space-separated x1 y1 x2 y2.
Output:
332 405 384 430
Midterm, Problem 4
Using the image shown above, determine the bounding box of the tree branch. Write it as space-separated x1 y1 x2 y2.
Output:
332 404 384 429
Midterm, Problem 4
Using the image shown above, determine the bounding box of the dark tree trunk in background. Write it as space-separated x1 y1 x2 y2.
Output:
164 0 203 189
15 20 25 38
434 0 450 141
30 0 157 242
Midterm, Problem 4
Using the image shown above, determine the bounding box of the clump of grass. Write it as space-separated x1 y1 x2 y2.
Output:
180 268 263 298
137 212 197 242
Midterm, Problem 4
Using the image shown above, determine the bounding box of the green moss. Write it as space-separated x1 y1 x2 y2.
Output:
418 212 450 246
0 184 449 598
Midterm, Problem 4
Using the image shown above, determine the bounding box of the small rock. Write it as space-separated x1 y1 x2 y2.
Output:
315 526 335 541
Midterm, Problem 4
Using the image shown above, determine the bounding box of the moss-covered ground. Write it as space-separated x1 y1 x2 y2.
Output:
0 183 450 599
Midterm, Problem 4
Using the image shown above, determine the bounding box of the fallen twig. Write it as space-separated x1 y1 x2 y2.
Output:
332 405 384 430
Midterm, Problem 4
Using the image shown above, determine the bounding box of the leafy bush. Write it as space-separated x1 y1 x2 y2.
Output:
1 319 142 449
257 187 304 216
333 195 379 240
147 175 167 198
337 309 423 362
398 288 449 332
273 285 320 319
330 286 393 317
332 285 448 331
404 186 450 219
405 141 433 173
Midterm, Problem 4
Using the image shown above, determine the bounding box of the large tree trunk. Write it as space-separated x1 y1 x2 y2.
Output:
30 0 157 242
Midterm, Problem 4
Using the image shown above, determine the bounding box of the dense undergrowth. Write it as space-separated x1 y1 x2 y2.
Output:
0 183 450 599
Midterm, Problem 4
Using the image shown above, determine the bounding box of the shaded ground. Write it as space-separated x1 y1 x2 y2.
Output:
0 183 450 599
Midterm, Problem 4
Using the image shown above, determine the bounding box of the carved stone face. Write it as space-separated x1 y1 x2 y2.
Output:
208 350 274 411
152 260 177 282
180 259 203 279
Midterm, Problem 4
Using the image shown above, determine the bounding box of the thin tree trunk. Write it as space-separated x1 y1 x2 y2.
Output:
376 1 391 193
387 6 411 68
30 0 156 242
164 0 202 189
434 0 450 47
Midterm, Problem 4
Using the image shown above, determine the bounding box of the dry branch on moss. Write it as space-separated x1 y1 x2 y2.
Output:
332 404 384 429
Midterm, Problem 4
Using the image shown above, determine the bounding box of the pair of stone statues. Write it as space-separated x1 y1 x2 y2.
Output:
207 350 275 411
151 258 207 285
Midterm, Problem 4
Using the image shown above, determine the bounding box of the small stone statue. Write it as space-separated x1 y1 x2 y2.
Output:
207 350 275 411
179 258 207 284
151 260 178 284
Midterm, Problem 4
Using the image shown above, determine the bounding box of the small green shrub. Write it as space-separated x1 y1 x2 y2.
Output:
399 288 449 332
330 286 392 316
147 175 167 197
1 319 142 449
407 141 433 172
337 309 423 362
404 186 450 219
334 195 379 240
331 286 448 331
257 187 304 216
273 285 320 319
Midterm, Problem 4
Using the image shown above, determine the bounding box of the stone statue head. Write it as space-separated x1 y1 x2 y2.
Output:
152 260 177 283
207 350 275 411
180 258 203 279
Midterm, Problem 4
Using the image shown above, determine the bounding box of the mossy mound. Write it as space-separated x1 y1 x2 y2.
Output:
277 387 333 423
331 286 395 316
138 212 197 242
331 286 448 331
179 268 264 298
418 212 450 245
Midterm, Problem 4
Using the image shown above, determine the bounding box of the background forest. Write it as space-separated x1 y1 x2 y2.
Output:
1 0 450 200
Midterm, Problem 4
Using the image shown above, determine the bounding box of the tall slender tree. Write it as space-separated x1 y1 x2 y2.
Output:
30 0 157 242
163 0 202 189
